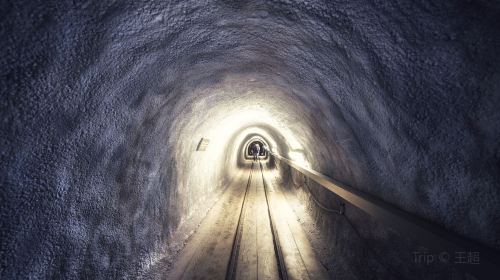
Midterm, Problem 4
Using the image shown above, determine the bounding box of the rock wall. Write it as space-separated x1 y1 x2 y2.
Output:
1 0 499 278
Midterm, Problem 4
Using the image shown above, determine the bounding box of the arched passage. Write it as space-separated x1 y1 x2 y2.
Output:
244 139 268 159
1 1 499 279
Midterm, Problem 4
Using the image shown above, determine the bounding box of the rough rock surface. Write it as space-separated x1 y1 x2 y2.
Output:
1 0 499 279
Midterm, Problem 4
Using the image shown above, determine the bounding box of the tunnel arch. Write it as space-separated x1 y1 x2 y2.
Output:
2 1 500 279
222 122 300 172
243 137 269 160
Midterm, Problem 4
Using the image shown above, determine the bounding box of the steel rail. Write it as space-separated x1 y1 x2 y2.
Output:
269 151 500 280
259 161 289 280
226 162 254 280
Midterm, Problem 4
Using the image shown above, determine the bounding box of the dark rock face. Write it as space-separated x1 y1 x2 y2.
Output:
1 0 499 279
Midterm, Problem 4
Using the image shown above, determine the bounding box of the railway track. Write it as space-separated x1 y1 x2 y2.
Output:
226 161 288 280
165 160 329 280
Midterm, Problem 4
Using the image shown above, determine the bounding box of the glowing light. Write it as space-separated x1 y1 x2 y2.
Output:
198 103 304 168
287 151 310 168
171 81 312 195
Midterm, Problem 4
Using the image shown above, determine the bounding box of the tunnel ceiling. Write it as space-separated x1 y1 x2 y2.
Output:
1 0 500 278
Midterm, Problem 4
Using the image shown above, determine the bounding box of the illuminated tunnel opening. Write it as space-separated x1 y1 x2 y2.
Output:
244 139 268 159
246 140 263 156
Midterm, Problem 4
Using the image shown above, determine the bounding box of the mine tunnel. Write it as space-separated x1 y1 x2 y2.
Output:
1 1 500 279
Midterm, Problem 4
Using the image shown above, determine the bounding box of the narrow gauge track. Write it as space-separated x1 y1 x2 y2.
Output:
226 161 288 280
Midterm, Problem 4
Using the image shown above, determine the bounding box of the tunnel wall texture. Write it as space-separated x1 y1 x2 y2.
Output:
1 0 500 279
273 159 470 280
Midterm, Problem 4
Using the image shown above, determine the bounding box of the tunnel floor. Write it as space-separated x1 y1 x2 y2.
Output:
161 162 329 279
